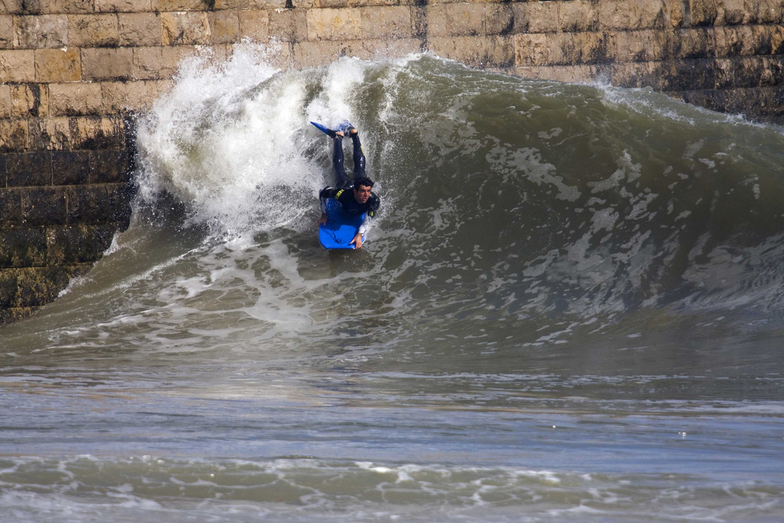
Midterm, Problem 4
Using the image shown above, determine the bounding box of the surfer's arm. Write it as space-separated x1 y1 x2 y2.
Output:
319 187 339 211
351 185 376 248
357 214 372 236
319 187 339 225
356 195 380 236
356 215 375 238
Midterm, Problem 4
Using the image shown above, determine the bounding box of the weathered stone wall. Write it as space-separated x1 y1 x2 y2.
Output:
0 111 133 323
507 0 784 117
1 0 783 323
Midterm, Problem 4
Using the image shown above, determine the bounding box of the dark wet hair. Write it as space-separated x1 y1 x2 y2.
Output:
353 177 374 190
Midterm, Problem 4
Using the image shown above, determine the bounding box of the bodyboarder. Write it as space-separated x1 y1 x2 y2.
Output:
319 126 380 249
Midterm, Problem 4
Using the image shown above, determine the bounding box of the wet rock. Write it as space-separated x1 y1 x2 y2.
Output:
0 120 29 153
0 227 47 268
90 149 131 184
0 188 24 227
22 186 68 226
45 223 115 264
11 83 49 118
6 152 51 187
15 266 70 307
52 151 90 185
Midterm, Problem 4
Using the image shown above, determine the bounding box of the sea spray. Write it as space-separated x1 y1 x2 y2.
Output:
136 43 333 236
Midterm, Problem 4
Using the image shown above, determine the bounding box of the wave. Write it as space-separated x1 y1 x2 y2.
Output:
2 455 780 522
132 47 784 325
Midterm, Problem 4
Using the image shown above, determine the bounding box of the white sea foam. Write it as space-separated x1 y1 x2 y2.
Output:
135 45 381 238
1 456 781 523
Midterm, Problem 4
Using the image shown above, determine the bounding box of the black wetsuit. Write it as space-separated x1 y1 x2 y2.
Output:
320 133 380 235
319 186 380 235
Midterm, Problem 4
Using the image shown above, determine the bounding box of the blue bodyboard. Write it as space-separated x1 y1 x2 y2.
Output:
319 198 366 250
310 120 354 136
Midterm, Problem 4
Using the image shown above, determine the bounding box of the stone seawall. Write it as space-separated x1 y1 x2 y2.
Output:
0 111 133 323
1 0 783 323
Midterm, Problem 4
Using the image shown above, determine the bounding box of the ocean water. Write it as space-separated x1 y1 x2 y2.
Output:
2 45 784 521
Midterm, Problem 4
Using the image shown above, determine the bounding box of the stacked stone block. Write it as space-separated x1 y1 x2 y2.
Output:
508 0 784 118
1 0 783 323
2 2 782 119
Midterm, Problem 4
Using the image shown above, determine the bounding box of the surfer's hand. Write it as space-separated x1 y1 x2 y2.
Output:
319 213 327 226
351 233 363 249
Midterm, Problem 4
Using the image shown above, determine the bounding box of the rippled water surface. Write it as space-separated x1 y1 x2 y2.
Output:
2 48 784 521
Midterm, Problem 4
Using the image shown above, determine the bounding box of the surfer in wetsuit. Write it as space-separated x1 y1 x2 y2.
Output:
319 126 380 249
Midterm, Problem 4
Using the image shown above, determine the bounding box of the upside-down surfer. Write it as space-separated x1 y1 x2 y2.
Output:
318 125 380 249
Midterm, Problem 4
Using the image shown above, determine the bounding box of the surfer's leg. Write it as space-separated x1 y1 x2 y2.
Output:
351 133 366 178
332 136 349 188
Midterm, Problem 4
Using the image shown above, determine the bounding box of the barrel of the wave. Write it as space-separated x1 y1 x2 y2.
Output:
313 121 375 250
